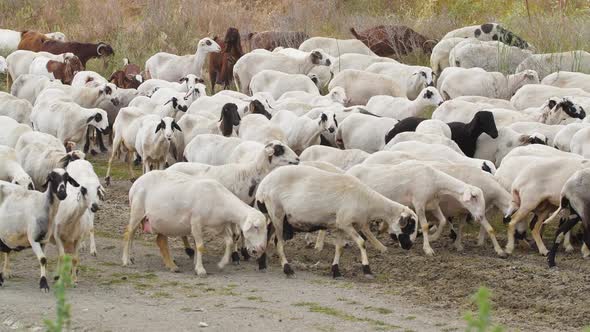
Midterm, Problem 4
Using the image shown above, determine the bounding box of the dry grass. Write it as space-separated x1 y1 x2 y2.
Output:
0 0 589 79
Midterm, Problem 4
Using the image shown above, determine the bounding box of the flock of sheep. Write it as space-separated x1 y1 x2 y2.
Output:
1 21 590 293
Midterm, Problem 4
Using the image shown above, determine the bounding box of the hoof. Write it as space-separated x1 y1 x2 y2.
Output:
100 147 108 153
0 272 3 287
170 266 180 273
362 265 374 279
40 276 49 292
258 268 267 273
283 263 295 277
196 270 207 277
564 245 574 253
129 257 135 265
331 264 343 279
90 149 98 156
424 248 435 256
240 247 251 261
497 251 508 259
105 176 111 187
257 253 267 271
91 251 97 257
185 247 195 259
363 273 375 280
231 251 240 265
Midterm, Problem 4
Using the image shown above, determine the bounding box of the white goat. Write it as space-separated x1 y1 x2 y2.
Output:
366 62 434 100
271 110 337 154
365 87 443 119
440 68 539 100
135 116 182 173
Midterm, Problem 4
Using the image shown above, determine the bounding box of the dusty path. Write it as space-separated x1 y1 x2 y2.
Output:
1 236 464 332
2 159 590 331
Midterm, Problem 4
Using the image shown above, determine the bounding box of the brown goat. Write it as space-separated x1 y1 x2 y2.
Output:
109 58 142 89
17 30 50 51
209 27 243 93
39 40 114 67
350 25 435 58
46 55 84 85
247 31 309 51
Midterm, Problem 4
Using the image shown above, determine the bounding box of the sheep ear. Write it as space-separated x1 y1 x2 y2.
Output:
179 77 187 83
155 120 165 133
242 218 253 232
172 121 182 132
66 174 80 188
80 186 88 196
264 143 275 156
462 190 472 202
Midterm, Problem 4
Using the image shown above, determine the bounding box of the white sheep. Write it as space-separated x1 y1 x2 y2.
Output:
440 68 539 100
135 116 182 174
328 69 402 106
255 165 417 278
9 74 57 104
273 48 334 89
330 53 397 75
442 23 531 49
71 71 109 88
510 84 590 110
0 115 32 148
15 131 85 189
553 123 590 152
35 83 120 109
278 86 348 106
183 134 242 165
270 110 337 154
0 145 33 189
150 83 207 108
415 119 452 138
233 49 332 94
516 50 590 79
299 145 369 171
366 62 434 100
298 37 376 56
0 169 78 291
374 142 496 173
52 160 104 283
365 87 443 119
169 140 298 205
123 171 267 275
570 127 590 158
249 70 319 100
31 100 109 147
238 114 286 144
475 127 547 166
335 113 398 153
0 55 7 74
384 132 464 155
0 91 33 124
501 157 590 256
449 39 532 73
454 95 515 109
6 50 70 86
542 71 590 93
430 37 464 76
348 162 496 256
508 122 565 146
137 74 202 97
145 38 221 82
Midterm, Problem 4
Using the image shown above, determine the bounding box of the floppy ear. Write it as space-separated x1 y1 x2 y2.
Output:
80 186 88 196
172 121 182 132
179 77 188 83
155 120 165 133
462 190 472 202
86 116 95 123
66 173 80 187
264 143 275 156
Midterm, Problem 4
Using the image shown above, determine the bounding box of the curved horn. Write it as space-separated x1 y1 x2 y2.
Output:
96 43 107 56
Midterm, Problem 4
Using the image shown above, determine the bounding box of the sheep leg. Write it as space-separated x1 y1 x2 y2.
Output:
89 228 97 256
360 225 387 253
505 207 530 254
479 217 506 257
477 223 487 246
531 209 550 256
416 207 435 256
314 230 326 252
453 217 465 251
156 234 179 272
70 241 80 285
342 225 374 278
428 205 447 242
127 152 137 181
53 225 66 280
562 231 574 252
2 252 11 280
582 243 590 258
29 237 49 292
191 221 207 277
96 129 108 153
217 227 234 270
122 209 143 266
105 138 120 185
547 217 579 267
182 236 194 259
275 231 294 277
331 231 345 279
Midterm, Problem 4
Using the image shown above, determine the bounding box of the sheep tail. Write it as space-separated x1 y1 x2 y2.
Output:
123 58 130 66
544 196 571 225
349 27 360 39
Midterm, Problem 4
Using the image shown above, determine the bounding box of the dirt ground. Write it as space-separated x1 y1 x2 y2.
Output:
2 155 590 331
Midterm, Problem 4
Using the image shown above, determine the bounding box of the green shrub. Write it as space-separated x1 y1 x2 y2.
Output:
464 287 503 332
44 255 73 332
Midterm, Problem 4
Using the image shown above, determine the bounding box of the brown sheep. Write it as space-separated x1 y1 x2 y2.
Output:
350 25 435 58
17 31 49 52
209 27 244 93
109 58 142 89
39 40 114 67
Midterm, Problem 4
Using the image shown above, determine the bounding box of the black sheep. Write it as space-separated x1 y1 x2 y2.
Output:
447 111 498 157
384 117 426 144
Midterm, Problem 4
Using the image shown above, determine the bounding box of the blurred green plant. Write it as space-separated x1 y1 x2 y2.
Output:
464 286 503 332
44 255 73 332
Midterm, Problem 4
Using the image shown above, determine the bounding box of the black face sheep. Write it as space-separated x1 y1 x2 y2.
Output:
447 111 498 157
384 116 427 144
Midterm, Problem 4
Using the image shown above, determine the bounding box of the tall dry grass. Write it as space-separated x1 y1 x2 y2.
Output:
0 0 589 81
